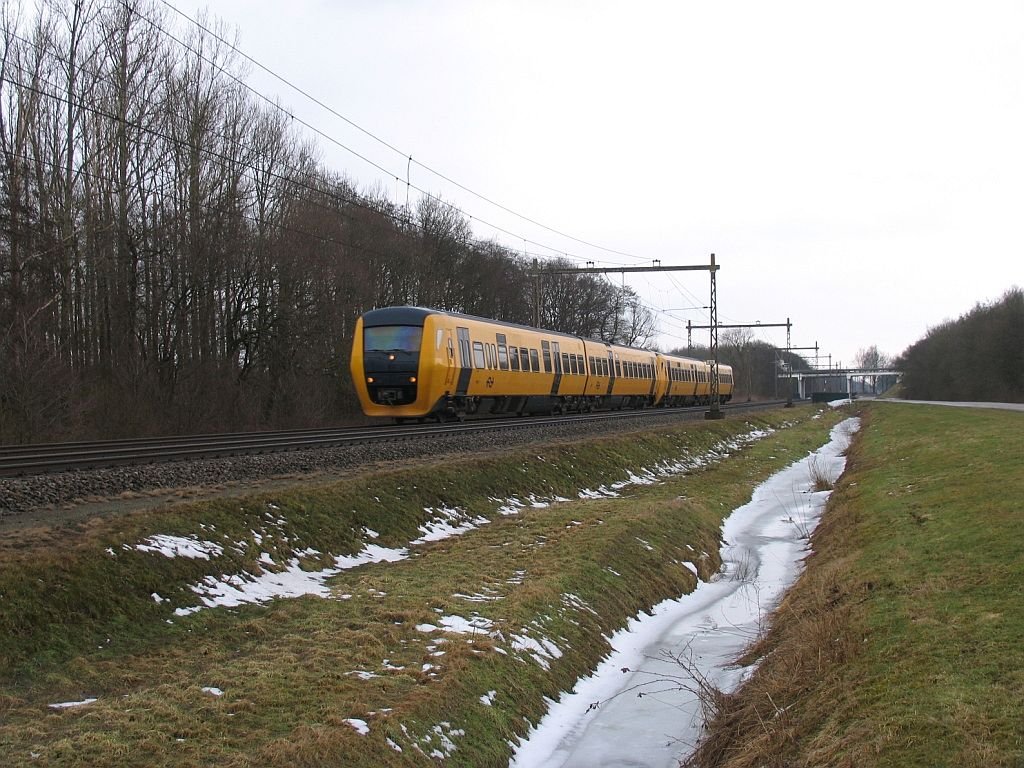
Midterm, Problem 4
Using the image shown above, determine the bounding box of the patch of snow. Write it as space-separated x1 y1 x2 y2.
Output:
414 506 490 544
452 589 503 602
347 670 380 680
423 722 465 758
418 615 494 635
201 687 223 696
511 633 563 669
182 543 409 612
135 534 223 560
480 690 498 706
48 698 97 709
344 718 369 735
578 486 620 499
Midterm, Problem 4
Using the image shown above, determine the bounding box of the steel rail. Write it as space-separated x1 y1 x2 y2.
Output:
0 401 788 478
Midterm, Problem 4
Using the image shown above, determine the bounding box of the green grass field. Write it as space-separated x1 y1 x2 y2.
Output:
685 402 1024 768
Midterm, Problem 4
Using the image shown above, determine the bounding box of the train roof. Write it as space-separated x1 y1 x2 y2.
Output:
359 307 726 369
359 306 662 357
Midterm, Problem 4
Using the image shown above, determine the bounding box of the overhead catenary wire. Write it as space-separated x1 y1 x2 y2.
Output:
5 6 709 345
155 0 654 267
139 0 717 337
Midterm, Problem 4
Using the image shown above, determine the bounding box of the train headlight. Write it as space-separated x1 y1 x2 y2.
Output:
409 376 417 383
367 376 375 384
388 354 396 361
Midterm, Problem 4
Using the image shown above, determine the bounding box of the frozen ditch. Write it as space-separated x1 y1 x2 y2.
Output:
510 417 859 768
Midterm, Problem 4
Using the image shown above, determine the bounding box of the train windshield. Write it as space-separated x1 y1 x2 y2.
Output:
364 325 423 354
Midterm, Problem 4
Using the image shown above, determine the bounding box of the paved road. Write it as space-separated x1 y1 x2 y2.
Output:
876 399 1024 412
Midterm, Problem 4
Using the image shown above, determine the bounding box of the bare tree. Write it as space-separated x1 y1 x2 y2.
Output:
722 327 755 401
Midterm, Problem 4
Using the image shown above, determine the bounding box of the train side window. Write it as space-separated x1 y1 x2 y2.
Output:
569 355 579 375
436 329 444 350
541 341 552 373
615 358 622 377
497 334 509 370
510 347 520 371
530 348 540 372
519 347 530 371
473 341 486 369
561 352 569 372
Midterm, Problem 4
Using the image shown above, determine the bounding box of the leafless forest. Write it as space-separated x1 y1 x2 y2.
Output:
897 288 1023 403
0 0 670 443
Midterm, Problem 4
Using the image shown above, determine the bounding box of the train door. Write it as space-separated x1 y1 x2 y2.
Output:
456 327 472 395
444 329 456 389
606 350 615 395
550 341 562 395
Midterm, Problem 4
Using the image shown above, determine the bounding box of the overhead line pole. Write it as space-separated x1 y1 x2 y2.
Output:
528 255 724 419
687 319 794 405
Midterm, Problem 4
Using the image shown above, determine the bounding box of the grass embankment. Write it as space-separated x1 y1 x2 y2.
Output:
0 407 843 767
686 402 1024 768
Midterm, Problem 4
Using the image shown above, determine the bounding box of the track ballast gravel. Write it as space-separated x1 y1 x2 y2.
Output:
0 411 717 520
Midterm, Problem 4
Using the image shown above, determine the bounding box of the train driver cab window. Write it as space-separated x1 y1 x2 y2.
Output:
530 348 540 372
473 341 486 369
541 341 552 373
519 347 530 371
364 325 423 354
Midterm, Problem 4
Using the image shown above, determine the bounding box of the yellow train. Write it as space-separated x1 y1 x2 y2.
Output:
350 307 733 421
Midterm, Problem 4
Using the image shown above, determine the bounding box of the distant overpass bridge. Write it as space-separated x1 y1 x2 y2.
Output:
777 367 902 399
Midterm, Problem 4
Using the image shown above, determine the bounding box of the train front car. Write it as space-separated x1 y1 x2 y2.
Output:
350 307 438 419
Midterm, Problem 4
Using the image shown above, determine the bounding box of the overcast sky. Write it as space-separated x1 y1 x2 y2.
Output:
185 0 1022 365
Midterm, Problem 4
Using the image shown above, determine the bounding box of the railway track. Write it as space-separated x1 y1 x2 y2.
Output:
0 401 789 478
